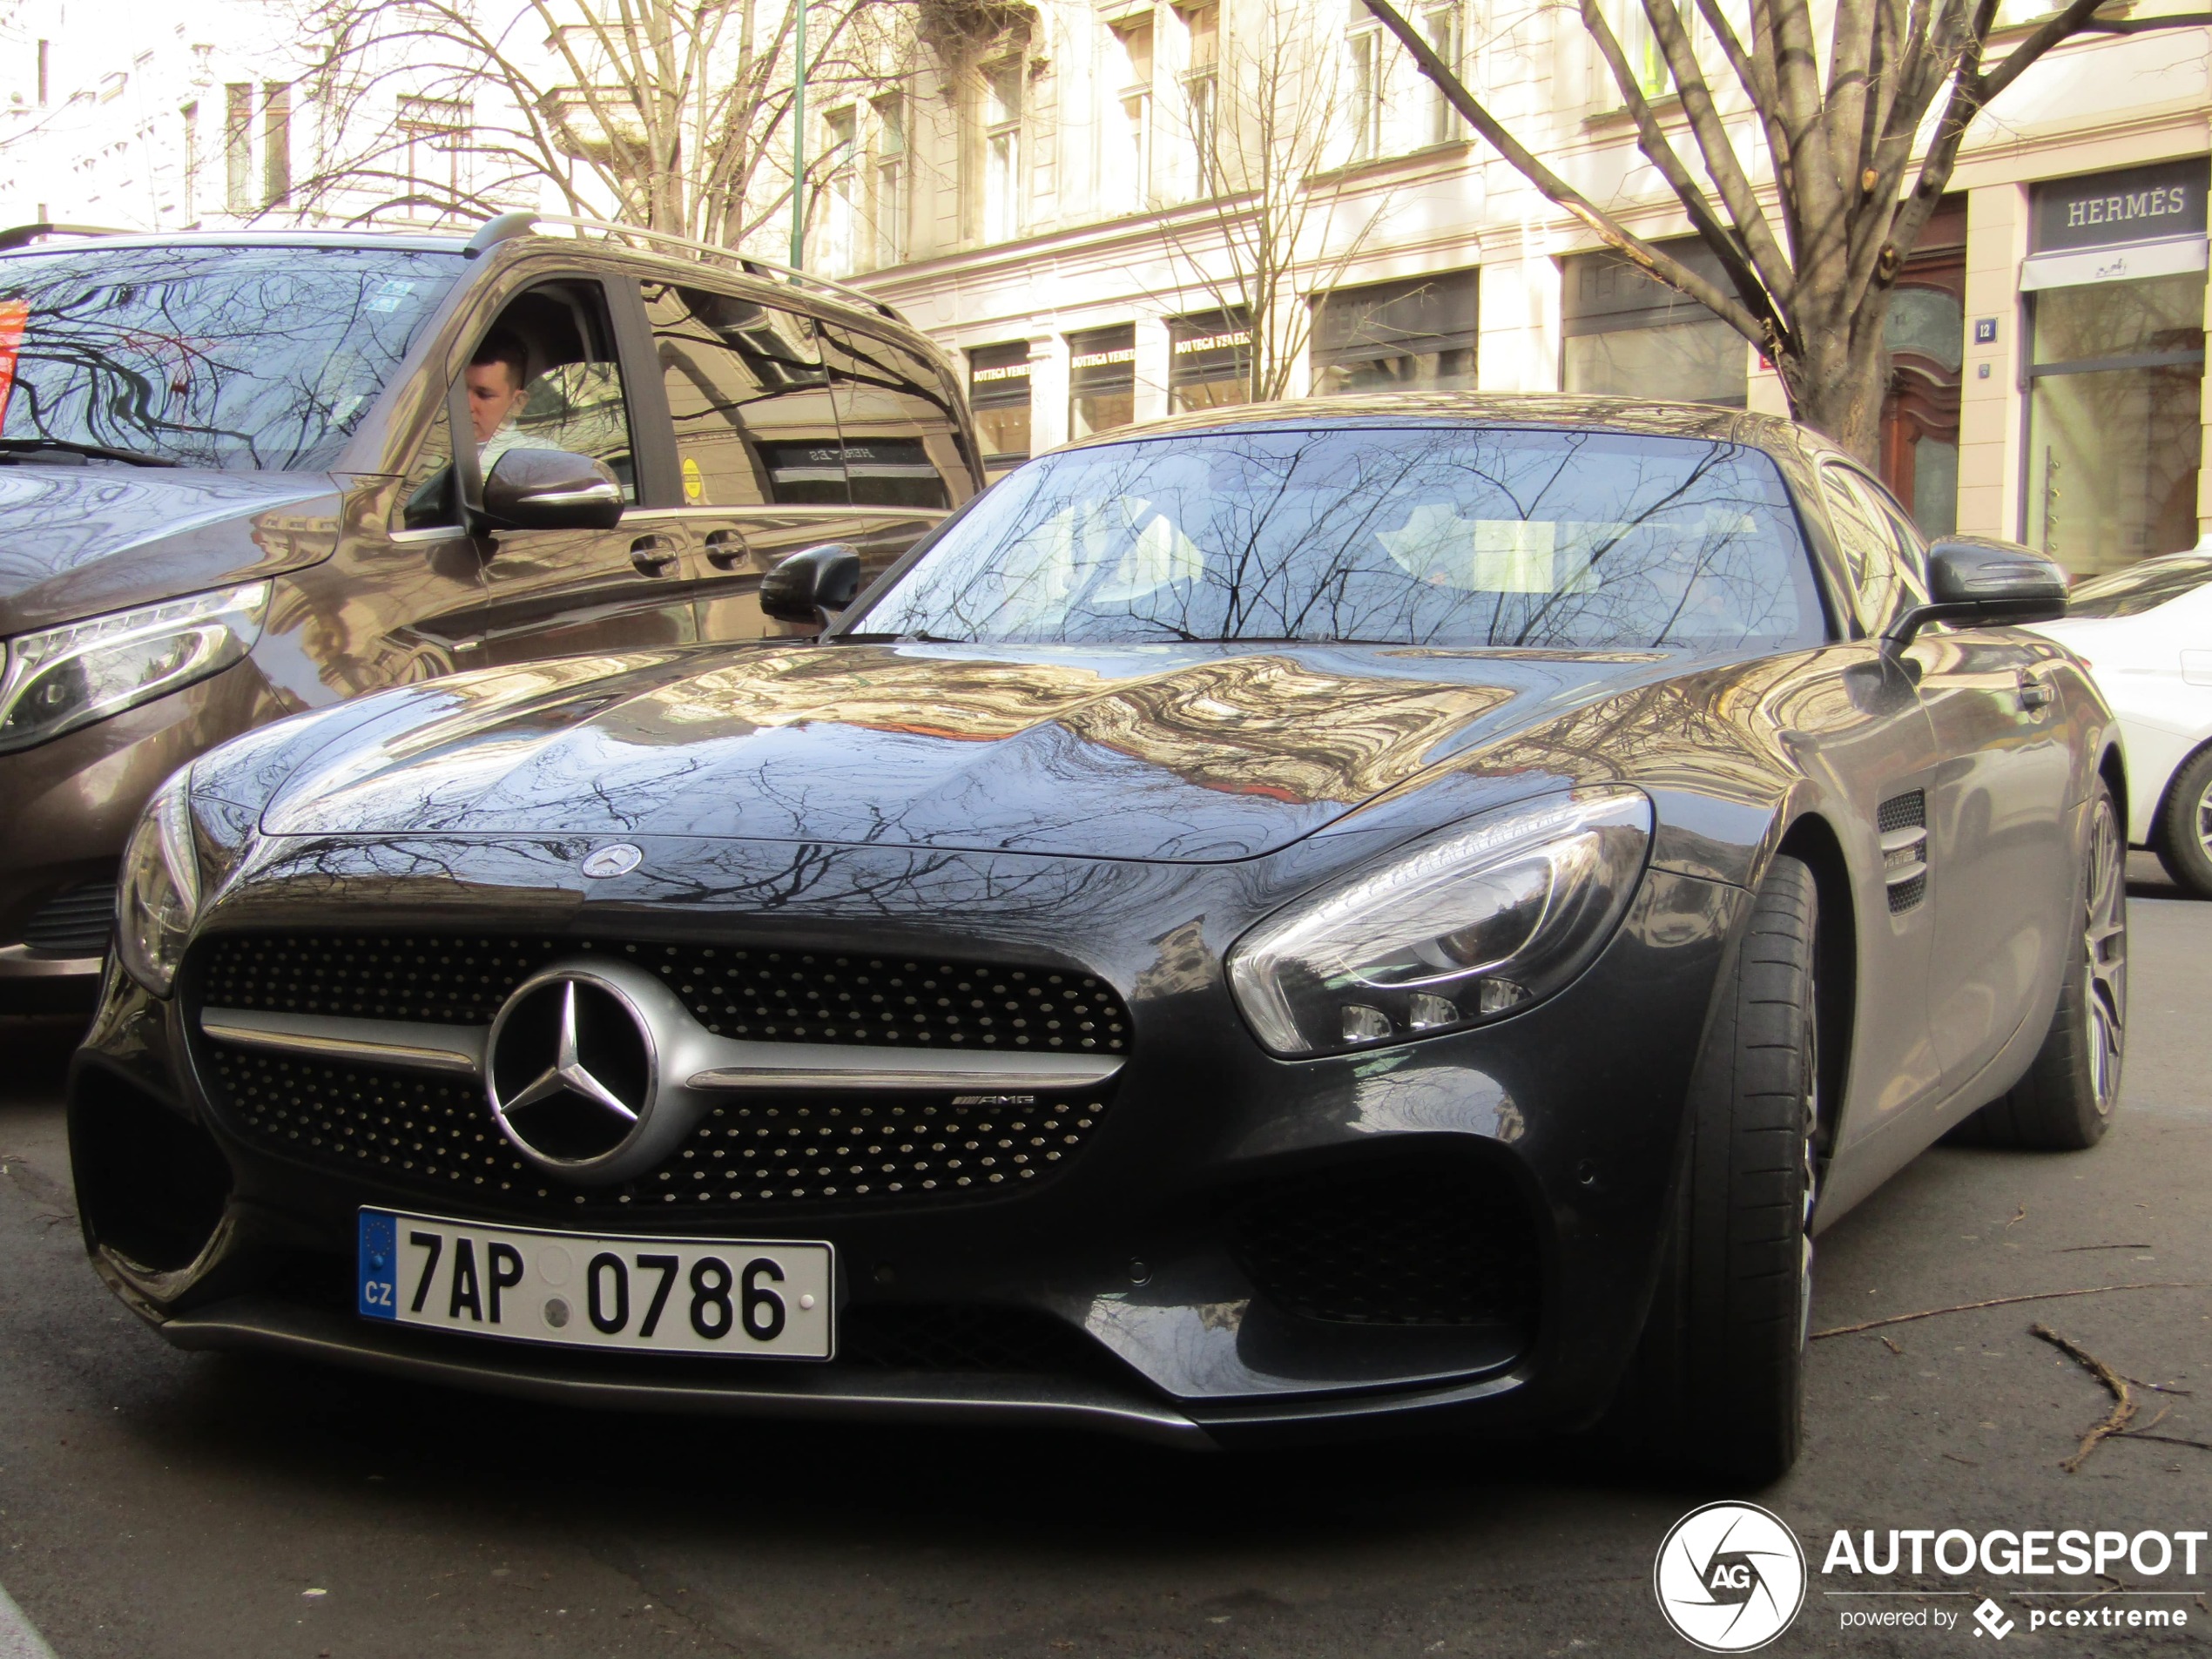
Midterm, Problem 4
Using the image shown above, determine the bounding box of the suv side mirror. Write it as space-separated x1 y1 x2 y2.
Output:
760 543 863 627
1885 537 2068 650
479 448 624 532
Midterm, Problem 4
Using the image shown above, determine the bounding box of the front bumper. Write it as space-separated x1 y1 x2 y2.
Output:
70 834 1747 1446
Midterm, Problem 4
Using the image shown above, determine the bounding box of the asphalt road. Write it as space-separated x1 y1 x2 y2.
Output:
2 860 2208 1658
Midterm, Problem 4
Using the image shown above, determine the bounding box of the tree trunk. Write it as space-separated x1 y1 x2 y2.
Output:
1780 327 1888 466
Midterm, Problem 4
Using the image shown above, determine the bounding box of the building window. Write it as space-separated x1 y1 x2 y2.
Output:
1561 237 1747 406
2022 159 2209 577
180 101 199 224
1069 324 1137 437
224 84 253 212
1877 197 1966 538
35 38 47 107
1170 309 1251 411
1346 26 1382 162
980 60 1022 244
821 105 860 273
1420 3 1460 145
968 341 1034 474
1311 272 1477 395
1178 3 1218 197
870 91 907 268
262 84 291 208
399 95 469 212
1105 18 1153 215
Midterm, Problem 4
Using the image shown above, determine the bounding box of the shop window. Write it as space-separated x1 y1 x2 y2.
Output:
1169 308 1251 412
1561 236 1746 406
1310 271 1476 395
1069 324 1136 437
969 341 1034 475
2025 273 2205 577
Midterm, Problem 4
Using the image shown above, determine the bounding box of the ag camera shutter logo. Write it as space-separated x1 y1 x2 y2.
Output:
1654 1501 1807 1651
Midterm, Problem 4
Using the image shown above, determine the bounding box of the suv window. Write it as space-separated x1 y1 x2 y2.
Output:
819 324 971 509
644 281 846 507
398 279 637 530
0 244 457 470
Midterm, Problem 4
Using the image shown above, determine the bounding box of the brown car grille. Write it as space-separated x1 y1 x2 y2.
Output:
200 934 1130 1054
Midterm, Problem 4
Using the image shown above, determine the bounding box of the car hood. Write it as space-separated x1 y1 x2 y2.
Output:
255 642 1685 862
0 466 338 635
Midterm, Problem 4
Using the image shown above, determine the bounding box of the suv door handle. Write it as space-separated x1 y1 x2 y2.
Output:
2017 669 2054 711
703 529 748 570
629 534 679 577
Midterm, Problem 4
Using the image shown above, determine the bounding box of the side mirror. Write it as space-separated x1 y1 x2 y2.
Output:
760 543 863 627
479 448 624 532
1885 537 2068 650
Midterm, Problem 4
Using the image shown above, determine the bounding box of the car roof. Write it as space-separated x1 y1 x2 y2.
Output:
1056 391 1820 457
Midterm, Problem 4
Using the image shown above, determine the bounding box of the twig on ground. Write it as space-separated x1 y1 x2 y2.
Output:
1941 1452 1979 1467
2117 1430 2212 1453
2007 1206 2028 1229
1812 1284 2204 1339
2033 1323 2137 1473
2055 1243 2153 1253
1880 1335 1904 1355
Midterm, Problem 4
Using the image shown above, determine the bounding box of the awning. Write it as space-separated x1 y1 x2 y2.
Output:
2020 234 2209 292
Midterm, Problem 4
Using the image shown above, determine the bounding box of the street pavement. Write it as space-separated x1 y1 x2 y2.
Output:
1 859 2207 1657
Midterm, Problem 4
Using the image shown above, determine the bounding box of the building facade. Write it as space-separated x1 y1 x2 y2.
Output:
836 0 2212 574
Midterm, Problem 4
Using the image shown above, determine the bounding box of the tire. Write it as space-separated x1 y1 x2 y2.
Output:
1610 855 1820 1485
1953 779 2128 1150
2154 746 2212 900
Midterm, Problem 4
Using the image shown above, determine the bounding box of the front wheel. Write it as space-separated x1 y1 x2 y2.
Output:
1953 778 2127 1150
1609 855 1820 1484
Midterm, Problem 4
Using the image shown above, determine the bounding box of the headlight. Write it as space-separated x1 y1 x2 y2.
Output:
1227 786 1653 1056
116 767 203 995
0 581 270 753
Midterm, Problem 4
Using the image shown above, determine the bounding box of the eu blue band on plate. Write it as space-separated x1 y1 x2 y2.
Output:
358 1209 399 1320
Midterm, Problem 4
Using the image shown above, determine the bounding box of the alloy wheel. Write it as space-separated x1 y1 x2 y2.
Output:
2084 794 2128 1116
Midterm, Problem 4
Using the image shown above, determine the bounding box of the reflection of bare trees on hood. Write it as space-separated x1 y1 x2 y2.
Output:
862 427 1821 651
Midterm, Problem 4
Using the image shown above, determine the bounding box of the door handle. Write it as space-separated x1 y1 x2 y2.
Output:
2017 670 2054 711
703 529 748 570
629 535 679 577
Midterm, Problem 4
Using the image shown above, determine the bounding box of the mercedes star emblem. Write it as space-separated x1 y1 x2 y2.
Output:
487 970 658 1175
580 843 644 879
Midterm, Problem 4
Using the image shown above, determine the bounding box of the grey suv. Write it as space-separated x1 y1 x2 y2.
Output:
0 212 981 1007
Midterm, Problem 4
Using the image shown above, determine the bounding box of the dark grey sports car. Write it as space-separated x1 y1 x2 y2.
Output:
71 395 2126 1480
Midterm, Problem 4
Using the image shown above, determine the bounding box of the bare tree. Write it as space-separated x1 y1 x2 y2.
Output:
1361 0 2210 459
289 0 903 246
1150 0 1395 402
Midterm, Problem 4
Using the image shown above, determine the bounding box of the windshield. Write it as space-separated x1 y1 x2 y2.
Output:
851 427 1822 650
2067 554 2212 619
0 244 460 470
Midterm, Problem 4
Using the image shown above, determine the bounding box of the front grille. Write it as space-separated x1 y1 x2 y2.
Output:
204 1046 1109 1217
1232 1155 1540 1328
21 882 115 954
838 1304 1109 1373
202 934 1130 1053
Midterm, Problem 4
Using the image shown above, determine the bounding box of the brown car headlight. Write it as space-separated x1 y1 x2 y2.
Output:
115 768 204 996
0 581 269 753
1227 787 1652 1057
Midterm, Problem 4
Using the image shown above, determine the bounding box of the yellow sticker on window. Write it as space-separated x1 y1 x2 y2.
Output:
682 455 706 504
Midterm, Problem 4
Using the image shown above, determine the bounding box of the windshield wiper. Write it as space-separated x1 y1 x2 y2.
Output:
0 438 179 469
829 631 964 644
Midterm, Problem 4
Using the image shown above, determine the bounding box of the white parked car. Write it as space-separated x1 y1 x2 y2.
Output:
2033 551 2212 897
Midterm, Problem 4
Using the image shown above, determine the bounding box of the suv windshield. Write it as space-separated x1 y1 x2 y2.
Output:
2066 553 2212 619
0 244 459 470
853 427 1821 649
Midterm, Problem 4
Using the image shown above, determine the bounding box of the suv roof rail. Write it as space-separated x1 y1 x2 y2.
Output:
464 212 902 321
0 221 132 252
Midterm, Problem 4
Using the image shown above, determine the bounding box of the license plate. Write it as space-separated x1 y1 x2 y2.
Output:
357 1210 834 1359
